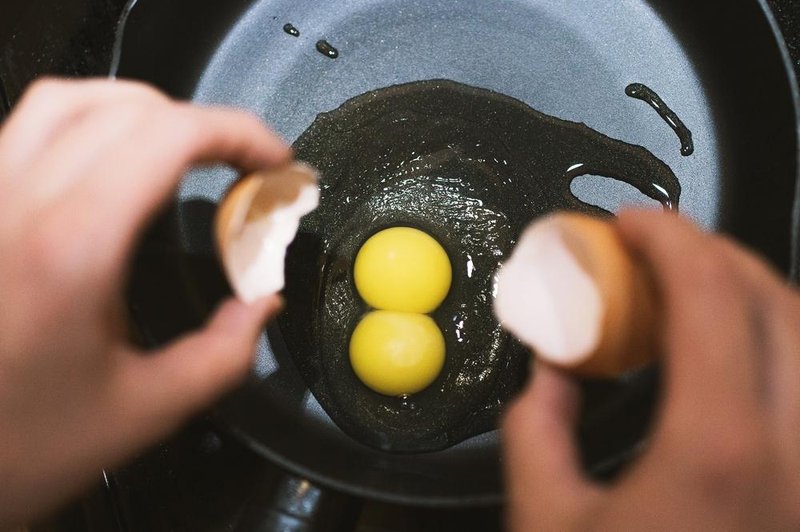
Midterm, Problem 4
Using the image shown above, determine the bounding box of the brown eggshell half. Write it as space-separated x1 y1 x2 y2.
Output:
215 162 319 303
494 212 659 378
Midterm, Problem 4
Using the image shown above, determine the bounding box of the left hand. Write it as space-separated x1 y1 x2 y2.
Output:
0 78 290 528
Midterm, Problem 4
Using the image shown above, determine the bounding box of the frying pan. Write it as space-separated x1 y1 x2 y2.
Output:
119 0 800 525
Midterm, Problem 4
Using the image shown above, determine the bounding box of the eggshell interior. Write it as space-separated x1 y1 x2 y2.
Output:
494 217 604 365
494 212 658 377
215 163 320 303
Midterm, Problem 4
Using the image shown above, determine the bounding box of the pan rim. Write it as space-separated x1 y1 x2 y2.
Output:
215 2 800 506
755 0 800 282
107 0 800 278
212 414 507 507
115 0 800 507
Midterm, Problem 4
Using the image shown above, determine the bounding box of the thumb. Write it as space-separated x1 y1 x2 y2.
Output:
116 295 282 442
502 361 603 531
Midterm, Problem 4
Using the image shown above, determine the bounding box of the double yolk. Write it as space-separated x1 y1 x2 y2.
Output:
350 227 452 396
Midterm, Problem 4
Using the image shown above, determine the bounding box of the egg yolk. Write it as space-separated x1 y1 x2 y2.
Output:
354 227 452 313
349 310 446 396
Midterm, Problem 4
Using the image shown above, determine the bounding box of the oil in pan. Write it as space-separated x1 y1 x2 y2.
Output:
278 79 680 452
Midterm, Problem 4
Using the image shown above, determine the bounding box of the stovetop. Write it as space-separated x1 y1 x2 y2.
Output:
34 421 504 532
4 1 800 531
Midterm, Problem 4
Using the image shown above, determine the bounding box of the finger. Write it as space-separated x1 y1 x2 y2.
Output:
114 295 282 445
503 362 603 530
715 235 800 411
18 99 156 210
616 210 762 419
714 235 792 301
622 213 800 480
763 293 800 467
712 250 800 500
59 102 292 269
0 78 165 180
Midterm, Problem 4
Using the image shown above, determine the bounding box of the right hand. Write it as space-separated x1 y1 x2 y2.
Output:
502 210 800 531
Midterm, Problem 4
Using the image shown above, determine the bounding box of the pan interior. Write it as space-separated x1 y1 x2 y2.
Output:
117 0 798 505
281 78 680 452
176 0 717 415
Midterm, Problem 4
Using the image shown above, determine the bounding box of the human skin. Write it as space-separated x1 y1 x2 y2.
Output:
1 79 799 532
503 210 800 531
0 79 289 528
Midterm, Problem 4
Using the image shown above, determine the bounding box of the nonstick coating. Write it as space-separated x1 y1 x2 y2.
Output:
120 0 799 505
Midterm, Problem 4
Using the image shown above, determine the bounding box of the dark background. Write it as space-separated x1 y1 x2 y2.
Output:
1 0 799 113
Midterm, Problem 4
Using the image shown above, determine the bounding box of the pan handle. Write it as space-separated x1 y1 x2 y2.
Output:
235 474 362 532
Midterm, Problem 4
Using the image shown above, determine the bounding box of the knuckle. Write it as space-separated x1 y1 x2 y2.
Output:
112 79 167 101
235 110 266 130
29 76 62 93
164 107 204 146
685 251 736 293
25 77 64 100
713 236 743 264
127 104 198 157
100 103 155 130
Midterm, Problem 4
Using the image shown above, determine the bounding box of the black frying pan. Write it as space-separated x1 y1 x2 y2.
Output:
120 0 800 524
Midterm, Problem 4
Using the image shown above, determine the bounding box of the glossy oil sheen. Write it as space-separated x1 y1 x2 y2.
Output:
626 83 694 156
315 40 339 59
283 23 300 37
279 79 680 452
116 0 798 505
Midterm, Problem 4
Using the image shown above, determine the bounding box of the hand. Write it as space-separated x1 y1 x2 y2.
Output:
503 210 800 531
0 79 290 528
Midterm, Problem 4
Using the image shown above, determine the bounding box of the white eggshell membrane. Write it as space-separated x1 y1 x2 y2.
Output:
494 220 604 364
225 183 319 303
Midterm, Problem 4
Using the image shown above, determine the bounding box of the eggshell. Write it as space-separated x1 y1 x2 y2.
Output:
494 212 658 378
215 162 319 303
